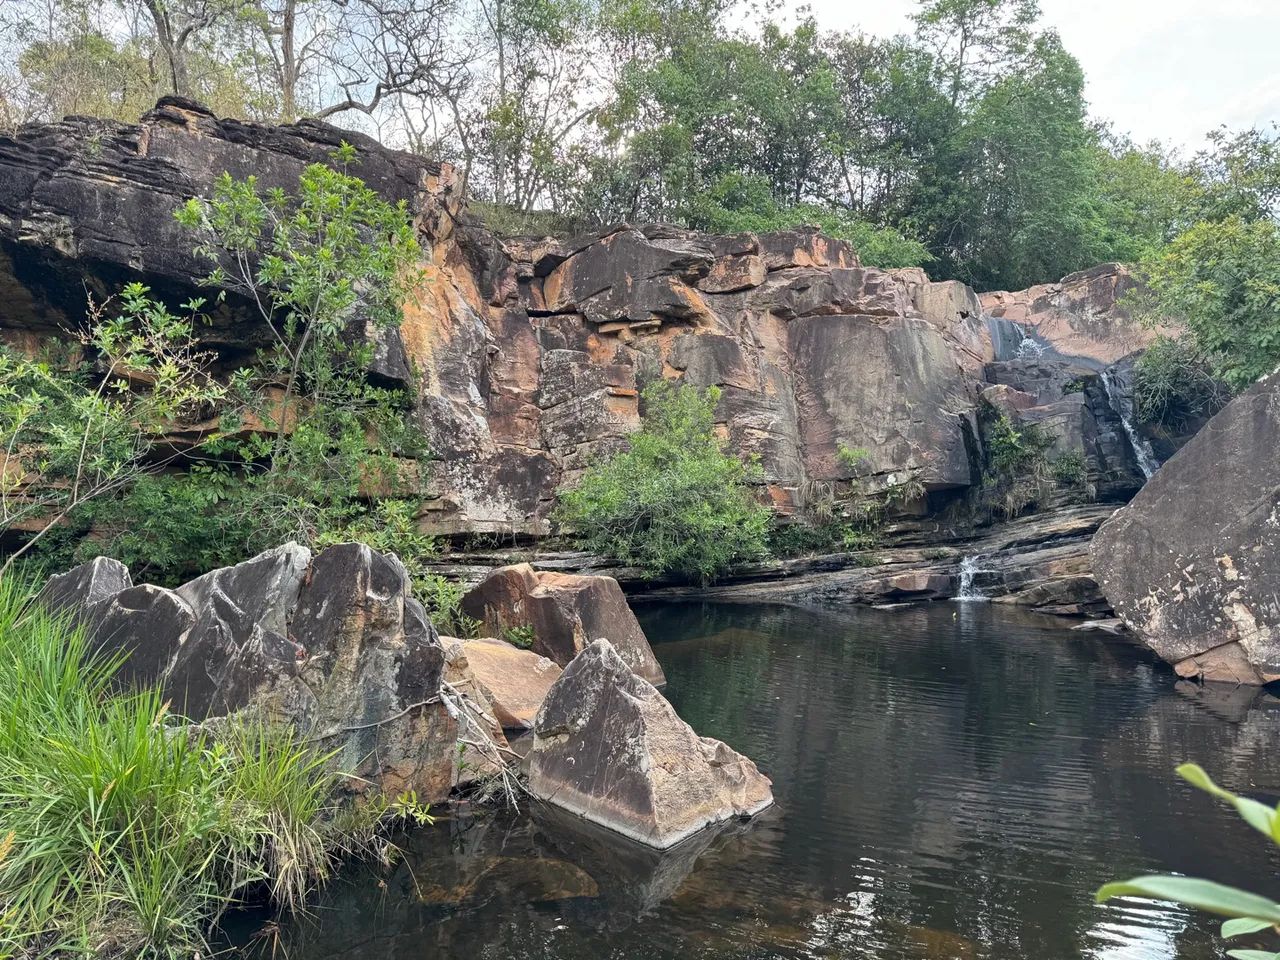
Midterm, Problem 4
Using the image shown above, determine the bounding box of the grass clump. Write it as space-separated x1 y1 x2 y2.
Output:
0 577 370 959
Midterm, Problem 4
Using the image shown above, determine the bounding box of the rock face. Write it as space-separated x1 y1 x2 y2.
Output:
442 637 561 730
1 101 1200 616
528 639 773 848
39 542 459 801
980 263 1180 368
1092 373 1280 683
461 564 665 685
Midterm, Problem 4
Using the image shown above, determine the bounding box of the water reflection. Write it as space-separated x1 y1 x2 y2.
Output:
276 602 1280 960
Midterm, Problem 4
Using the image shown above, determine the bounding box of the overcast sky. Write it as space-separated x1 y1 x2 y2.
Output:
800 0 1280 153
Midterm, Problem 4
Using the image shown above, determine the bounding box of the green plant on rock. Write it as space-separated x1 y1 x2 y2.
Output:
557 382 771 582
979 414 1057 520
1133 336 1227 429
0 284 225 576
1098 764 1280 959
502 623 536 649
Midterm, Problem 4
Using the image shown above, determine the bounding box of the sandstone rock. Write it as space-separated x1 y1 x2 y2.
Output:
165 542 312 718
528 639 773 848
980 264 1179 367
33 541 461 800
92 584 195 689
461 563 665 685
1092 372 1280 683
445 637 562 730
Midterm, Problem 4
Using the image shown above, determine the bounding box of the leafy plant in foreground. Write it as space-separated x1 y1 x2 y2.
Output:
1097 764 1280 958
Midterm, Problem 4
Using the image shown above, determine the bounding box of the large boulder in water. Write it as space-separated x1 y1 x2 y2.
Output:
1092 372 1280 683
461 563 665 685
528 638 773 849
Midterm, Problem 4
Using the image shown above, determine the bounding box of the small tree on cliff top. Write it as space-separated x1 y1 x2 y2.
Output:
557 382 770 582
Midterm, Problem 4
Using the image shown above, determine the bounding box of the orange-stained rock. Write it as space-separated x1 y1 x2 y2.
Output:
980 263 1181 366
443 636 562 730
460 563 665 685
699 253 766 293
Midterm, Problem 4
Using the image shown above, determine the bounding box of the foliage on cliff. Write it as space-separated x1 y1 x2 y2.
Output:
1 148 441 598
557 382 770 581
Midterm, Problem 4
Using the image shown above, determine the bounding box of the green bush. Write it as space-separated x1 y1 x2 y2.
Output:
1098 764 1280 959
557 382 771 581
0 578 380 959
1133 336 1226 429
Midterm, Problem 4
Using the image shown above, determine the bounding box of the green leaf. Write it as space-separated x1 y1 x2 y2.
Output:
1224 918 1276 938
1226 951 1280 960
1096 876 1280 923
1178 763 1280 842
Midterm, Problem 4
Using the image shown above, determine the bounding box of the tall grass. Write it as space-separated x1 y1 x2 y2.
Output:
0 576 367 959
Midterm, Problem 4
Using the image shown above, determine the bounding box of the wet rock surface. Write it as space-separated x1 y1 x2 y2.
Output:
528 639 773 849
1092 372 1280 683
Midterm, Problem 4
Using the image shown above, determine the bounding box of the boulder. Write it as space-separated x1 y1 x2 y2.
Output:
165 542 313 718
443 637 562 730
529 639 773 848
461 563 665 685
34 556 132 625
1092 372 1280 683
40 542 460 801
92 584 196 689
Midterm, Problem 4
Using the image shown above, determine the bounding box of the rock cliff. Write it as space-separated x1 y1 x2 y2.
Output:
0 100 1181 603
1092 372 1280 683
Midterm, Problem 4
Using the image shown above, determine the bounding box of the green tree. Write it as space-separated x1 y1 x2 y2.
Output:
1138 216 1280 390
0 284 224 576
558 381 771 581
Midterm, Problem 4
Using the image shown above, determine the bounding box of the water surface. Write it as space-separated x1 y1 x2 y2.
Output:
281 602 1280 960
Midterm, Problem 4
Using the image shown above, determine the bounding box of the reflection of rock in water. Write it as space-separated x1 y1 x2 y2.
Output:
528 802 751 925
1174 679 1280 724
267 803 783 960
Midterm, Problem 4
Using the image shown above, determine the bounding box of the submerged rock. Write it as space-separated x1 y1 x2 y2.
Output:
528 639 773 849
461 563 665 685
1092 371 1280 684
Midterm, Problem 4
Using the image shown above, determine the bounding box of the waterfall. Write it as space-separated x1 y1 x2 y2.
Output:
955 555 988 602
1100 368 1159 480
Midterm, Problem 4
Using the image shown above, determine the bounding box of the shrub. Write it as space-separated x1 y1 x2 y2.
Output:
557 382 771 581
503 624 536 649
1133 336 1227 429
0 578 380 959
1098 764 1280 958
978 414 1058 520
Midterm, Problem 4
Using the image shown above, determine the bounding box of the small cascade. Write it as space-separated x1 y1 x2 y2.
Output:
985 316 1029 361
1100 368 1159 480
955 555 989 602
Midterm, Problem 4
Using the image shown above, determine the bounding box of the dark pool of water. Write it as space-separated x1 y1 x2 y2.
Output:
278 602 1280 960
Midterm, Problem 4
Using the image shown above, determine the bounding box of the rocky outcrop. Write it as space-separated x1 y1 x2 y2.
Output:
1 102 1195 615
442 636 562 730
38 542 461 801
528 639 773 848
1092 373 1280 684
461 564 665 685
980 264 1180 368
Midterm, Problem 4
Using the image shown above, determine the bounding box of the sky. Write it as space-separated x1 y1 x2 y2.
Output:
801 0 1280 153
